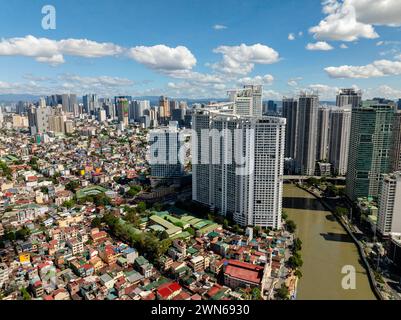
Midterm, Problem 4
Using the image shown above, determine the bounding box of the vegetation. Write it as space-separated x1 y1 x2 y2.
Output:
276 284 290 300
286 220 297 233
335 207 349 217
20 287 31 300
102 213 171 262
288 252 303 269
126 185 142 197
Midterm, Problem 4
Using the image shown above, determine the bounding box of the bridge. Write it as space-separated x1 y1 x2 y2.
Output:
283 175 346 181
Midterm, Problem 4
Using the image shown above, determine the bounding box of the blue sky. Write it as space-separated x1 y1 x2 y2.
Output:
0 0 401 100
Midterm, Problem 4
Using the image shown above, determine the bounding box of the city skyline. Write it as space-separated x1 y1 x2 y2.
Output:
0 0 401 100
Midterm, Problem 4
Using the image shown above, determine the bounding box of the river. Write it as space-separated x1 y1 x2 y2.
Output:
283 184 376 300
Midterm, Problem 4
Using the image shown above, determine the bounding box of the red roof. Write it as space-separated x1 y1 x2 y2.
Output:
157 282 182 299
224 260 263 285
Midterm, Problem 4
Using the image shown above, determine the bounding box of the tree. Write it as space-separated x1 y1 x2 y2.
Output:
91 217 102 228
251 287 262 300
286 220 297 233
65 180 80 192
153 202 163 211
127 185 142 197
62 200 76 209
4 231 16 241
282 211 288 221
293 238 302 252
294 269 303 279
16 227 31 241
288 252 303 269
160 231 170 240
137 201 147 213
185 227 195 236
20 287 31 300
335 207 348 217
276 284 290 300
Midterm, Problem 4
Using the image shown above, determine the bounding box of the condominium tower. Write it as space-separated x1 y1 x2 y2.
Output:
346 101 395 201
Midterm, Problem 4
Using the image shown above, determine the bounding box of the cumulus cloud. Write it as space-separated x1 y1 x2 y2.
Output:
0 35 123 66
306 41 334 51
127 45 197 72
213 24 227 30
309 1 379 41
325 59 401 78
237 74 274 86
288 77 303 87
288 33 295 41
211 43 280 75
340 43 349 49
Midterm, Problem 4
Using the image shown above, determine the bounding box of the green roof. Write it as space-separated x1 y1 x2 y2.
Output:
76 185 108 199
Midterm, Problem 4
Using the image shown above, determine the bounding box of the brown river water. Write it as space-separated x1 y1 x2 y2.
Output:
283 184 376 300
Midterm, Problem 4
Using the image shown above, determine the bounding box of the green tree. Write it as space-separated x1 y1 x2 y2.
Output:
293 238 302 252
137 201 147 213
335 207 348 217
286 220 297 233
91 217 102 228
16 227 31 241
282 211 288 221
251 287 262 300
20 287 31 300
288 252 303 269
276 284 290 300
294 269 303 279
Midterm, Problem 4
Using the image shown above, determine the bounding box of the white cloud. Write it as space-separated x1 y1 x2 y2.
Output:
263 89 282 100
308 84 339 99
288 33 295 41
211 43 280 75
288 77 303 87
306 41 334 51
309 0 379 41
325 59 401 78
349 0 401 26
237 74 274 86
127 45 197 72
0 35 123 66
298 31 304 36
213 24 227 30
340 43 349 49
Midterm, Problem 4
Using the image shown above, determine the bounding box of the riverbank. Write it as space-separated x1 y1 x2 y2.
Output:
296 184 382 300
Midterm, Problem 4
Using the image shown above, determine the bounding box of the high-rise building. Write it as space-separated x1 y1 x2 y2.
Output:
267 100 277 114
192 86 285 229
282 98 298 159
83 94 98 114
346 101 395 201
131 100 150 122
336 88 362 108
192 110 285 229
397 99 401 110
115 97 130 126
149 122 184 181
329 108 352 176
229 85 262 117
159 96 170 120
316 106 330 161
377 172 401 237
295 93 319 175
391 111 401 172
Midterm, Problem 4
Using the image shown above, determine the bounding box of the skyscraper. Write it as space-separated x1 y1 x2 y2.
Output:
346 101 395 201
282 98 298 159
377 172 401 237
149 122 184 182
329 108 352 176
229 85 262 117
159 96 170 121
295 93 319 175
83 94 98 114
391 111 401 172
397 99 401 110
192 86 285 229
336 88 362 108
316 106 330 161
115 97 130 126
